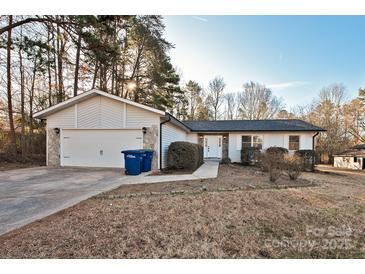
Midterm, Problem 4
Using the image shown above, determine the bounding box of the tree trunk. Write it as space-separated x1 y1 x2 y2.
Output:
19 36 26 160
6 15 16 156
47 24 53 106
92 61 99 89
52 27 58 101
56 22 64 103
73 32 82 97
29 65 36 155
111 63 115 95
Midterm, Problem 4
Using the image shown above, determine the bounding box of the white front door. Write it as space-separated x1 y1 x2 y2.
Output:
204 135 222 158
61 129 143 168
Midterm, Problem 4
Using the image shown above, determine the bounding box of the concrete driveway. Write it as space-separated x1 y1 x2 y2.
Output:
0 167 128 235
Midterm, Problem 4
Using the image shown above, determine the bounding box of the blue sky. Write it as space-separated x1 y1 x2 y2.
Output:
163 16 365 108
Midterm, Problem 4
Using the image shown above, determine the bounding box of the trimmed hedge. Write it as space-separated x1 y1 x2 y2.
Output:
295 149 315 171
266 146 289 156
167 141 204 171
241 147 261 166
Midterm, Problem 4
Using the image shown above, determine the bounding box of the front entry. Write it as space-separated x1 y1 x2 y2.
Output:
204 135 222 158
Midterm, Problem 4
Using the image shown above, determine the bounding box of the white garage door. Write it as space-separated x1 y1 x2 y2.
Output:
61 129 143 168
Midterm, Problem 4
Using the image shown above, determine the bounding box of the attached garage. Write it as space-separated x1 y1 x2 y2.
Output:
61 129 143 168
34 89 168 170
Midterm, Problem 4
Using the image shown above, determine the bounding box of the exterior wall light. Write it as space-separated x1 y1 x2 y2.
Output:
142 127 147 134
54 128 60 134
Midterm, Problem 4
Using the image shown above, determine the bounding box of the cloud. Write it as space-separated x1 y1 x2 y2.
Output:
267 81 309 90
191 16 208 22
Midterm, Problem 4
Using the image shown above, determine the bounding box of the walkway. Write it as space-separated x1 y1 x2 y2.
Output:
121 160 220 185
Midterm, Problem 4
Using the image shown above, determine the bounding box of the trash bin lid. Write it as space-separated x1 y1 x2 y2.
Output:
121 150 146 154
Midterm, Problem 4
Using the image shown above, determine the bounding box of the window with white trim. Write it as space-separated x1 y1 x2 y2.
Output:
241 135 263 149
289 135 300 150
242 136 251 148
252 135 263 149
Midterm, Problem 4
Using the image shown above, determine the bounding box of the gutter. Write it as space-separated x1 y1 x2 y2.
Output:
312 131 320 168
159 114 171 170
312 132 319 151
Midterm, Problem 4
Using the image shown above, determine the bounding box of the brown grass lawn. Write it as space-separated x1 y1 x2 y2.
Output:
1 164 365 258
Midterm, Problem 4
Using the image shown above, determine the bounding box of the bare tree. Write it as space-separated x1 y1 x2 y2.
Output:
206 76 225 120
237 81 284 120
343 98 365 143
224 92 237 120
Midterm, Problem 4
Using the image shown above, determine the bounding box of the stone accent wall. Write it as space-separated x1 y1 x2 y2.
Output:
47 128 60 166
222 133 229 159
198 134 204 147
143 125 159 170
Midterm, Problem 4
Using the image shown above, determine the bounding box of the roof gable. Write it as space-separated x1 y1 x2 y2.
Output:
34 89 165 119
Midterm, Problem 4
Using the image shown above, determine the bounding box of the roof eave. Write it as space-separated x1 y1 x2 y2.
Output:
34 89 166 119
164 113 191 132
188 129 326 133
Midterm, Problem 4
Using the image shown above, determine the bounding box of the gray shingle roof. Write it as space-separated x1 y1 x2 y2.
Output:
352 144 365 150
182 119 325 132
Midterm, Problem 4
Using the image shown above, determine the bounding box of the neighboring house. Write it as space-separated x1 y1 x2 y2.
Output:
333 144 365 170
34 89 325 170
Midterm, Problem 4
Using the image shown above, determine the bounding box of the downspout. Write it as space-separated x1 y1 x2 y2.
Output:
312 132 319 151
159 114 171 170
312 132 320 169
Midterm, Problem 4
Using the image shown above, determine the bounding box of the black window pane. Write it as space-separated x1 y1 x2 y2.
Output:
242 143 251 148
289 136 299 142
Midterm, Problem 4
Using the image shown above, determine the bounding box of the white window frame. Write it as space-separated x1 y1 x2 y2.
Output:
288 135 300 151
239 135 264 150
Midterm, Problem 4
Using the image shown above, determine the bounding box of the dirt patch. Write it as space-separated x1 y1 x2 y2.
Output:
0 162 45 171
148 169 192 176
0 164 364 258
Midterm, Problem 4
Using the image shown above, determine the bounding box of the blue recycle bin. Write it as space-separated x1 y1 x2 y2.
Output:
140 149 154 172
121 150 144 175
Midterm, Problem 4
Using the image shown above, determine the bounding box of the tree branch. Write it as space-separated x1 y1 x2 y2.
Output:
0 16 75 35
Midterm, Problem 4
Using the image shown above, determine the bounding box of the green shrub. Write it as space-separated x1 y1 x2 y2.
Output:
295 149 315 171
167 141 203 171
241 147 261 166
283 154 303 180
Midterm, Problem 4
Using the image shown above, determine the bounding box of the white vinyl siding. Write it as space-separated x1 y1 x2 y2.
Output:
47 106 75 129
77 96 100 128
46 95 161 130
334 156 363 170
77 96 126 128
100 96 125 128
229 132 315 162
126 104 160 128
161 123 187 168
187 133 198 144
